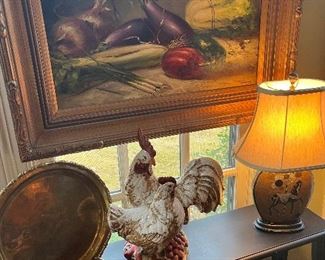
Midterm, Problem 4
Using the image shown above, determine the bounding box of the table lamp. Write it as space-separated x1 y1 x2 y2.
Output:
234 74 325 233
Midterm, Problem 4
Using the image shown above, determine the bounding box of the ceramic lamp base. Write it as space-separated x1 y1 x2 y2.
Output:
253 170 313 233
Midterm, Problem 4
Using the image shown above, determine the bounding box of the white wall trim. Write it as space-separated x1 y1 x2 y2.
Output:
0 70 43 189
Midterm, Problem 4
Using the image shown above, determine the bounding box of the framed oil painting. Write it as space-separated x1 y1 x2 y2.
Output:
0 0 302 161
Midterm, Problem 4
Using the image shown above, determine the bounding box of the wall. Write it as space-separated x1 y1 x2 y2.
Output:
297 0 325 216
296 0 325 80
289 0 325 259
247 1 325 259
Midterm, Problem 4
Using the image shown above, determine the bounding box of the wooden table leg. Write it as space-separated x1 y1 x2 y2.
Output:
312 235 325 260
272 250 288 260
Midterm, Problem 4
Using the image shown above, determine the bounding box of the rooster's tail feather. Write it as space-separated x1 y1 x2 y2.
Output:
109 205 124 232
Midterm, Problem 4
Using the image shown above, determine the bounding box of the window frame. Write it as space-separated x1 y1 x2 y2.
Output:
110 129 237 211
0 71 41 189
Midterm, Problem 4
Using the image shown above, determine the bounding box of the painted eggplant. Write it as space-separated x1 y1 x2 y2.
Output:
141 0 194 46
103 18 154 47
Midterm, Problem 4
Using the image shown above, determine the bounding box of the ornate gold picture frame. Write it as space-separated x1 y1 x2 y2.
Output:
0 0 302 161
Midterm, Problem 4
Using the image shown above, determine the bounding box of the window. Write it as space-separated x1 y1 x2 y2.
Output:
57 126 237 243
56 126 237 210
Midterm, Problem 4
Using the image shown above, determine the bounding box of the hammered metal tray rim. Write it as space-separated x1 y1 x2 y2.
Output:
0 161 112 259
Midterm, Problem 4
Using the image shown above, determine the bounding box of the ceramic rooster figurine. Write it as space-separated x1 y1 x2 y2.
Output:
109 129 224 260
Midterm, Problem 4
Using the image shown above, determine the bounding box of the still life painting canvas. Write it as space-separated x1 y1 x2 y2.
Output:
0 0 301 160
41 0 260 109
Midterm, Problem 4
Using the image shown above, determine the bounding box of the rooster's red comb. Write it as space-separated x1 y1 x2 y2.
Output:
138 129 156 158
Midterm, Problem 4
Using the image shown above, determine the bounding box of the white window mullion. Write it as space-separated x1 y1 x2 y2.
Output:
179 133 190 174
110 191 124 203
116 144 129 206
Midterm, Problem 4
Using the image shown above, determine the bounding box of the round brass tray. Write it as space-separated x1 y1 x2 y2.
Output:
0 162 111 260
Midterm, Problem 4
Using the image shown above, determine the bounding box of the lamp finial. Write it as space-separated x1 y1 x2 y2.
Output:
288 72 299 91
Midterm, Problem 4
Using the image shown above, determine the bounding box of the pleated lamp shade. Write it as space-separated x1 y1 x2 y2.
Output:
234 79 325 172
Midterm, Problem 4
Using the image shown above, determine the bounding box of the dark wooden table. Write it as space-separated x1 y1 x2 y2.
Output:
102 205 325 260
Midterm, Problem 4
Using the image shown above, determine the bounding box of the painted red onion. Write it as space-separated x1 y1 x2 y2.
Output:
103 18 154 48
141 0 194 46
161 47 205 80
